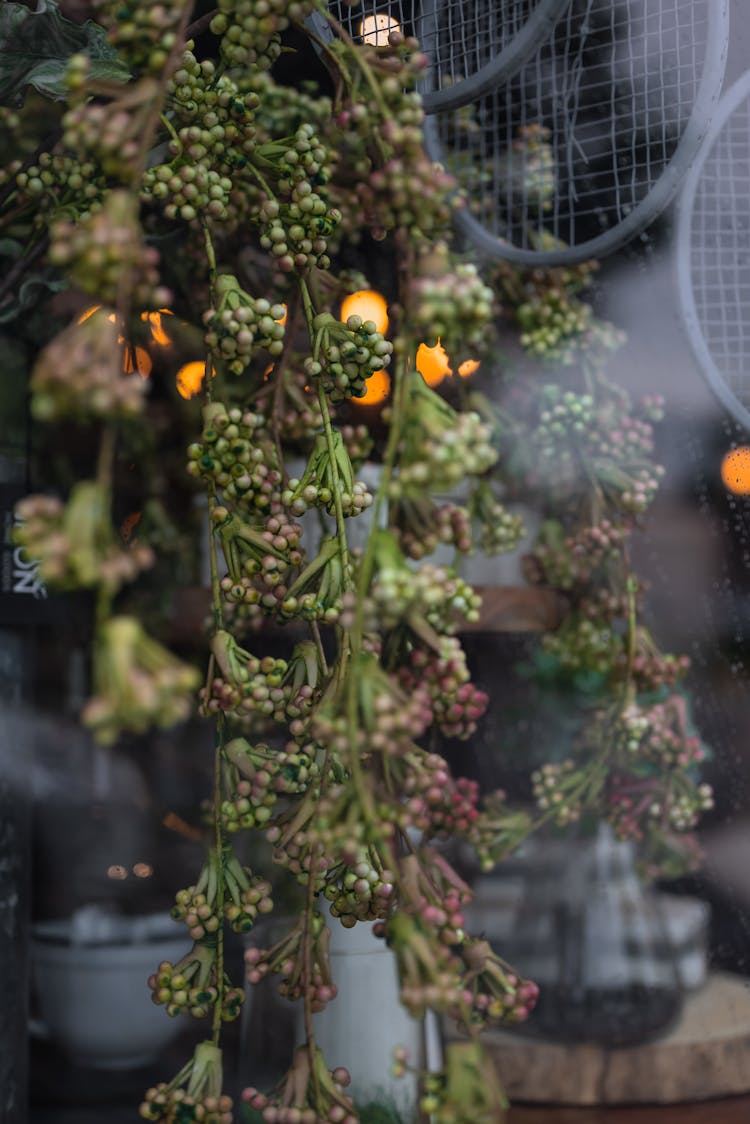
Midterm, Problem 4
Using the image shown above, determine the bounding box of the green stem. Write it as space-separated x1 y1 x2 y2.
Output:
160 112 182 154
211 719 226 1045
298 279 351 596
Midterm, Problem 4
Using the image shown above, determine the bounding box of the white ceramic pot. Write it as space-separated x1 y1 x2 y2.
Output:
32 915 187 1070
297 905 441 1119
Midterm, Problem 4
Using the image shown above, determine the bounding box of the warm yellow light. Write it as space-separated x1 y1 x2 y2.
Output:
176 360 209 399
133 862 153 878
277 304 288 327
141 309 173 347
360 13 400 45
458 358 480 379
721 447 750 495
357 368 391 406
416 340 452 387
107 865 128 880
341 289 389 335
122 345 153 378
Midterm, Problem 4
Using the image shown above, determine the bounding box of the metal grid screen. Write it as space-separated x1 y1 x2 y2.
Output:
326 1 561 106
433 0 717 259
682 82 750 424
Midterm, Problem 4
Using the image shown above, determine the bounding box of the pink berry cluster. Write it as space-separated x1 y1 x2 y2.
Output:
242 1045 357 1124
29 309 147 421
331 34 454 242
202 629 290 724
397 637 489 741
524 518 628 591
49 189 169 309
244 910 337 1010
220 736 316 831
391 497 473 560
14 483 154 593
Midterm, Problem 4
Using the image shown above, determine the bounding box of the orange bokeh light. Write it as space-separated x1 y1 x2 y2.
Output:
122 345 152 378
176 360 210 399
77 304 117 325
141 308 173 346
416 341 452 387
721 447 750 495
341 289 389 335
357 368 391 406
458 358 480 378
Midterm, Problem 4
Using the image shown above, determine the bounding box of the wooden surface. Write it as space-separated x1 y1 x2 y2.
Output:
506 1095 750 1123
167 584 564 643
483 974 750 1106
464 586 563 633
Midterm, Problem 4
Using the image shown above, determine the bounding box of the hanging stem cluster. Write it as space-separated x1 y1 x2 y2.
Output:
2 1 713 1121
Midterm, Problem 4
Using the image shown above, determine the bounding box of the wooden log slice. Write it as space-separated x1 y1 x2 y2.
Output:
448 973 750 1105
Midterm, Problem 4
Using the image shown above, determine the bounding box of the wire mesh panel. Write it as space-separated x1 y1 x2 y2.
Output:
321 0 569 112
677 72 750 431
424 0 729 265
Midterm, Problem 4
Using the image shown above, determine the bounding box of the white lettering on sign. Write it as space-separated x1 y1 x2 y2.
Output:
11 517 47 599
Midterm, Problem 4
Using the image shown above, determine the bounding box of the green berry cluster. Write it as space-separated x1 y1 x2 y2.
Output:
15 152 105 224
305 311 393 401
412 254 495 352
255 123 341 272
94 0 184 75
283 432 373 517
49 189 170 309
203 275 286 374
210 0 315 71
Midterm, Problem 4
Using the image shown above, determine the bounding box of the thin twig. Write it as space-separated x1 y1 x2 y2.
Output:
0 236 49 307
186 7 219 40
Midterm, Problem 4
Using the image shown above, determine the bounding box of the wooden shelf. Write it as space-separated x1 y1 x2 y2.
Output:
167 585 562 644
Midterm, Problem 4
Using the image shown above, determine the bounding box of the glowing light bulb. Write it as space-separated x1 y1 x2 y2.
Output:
721 447 750 495
416 340 452 387
357 368 391 406
458 358 480 379
360 13 400 45
340 289 389 335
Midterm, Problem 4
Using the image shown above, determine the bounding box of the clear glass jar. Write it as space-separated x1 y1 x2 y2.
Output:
501 824 684 1046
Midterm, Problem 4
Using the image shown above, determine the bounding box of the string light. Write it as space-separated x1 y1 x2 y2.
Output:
359 13 400 46
340 289 389 334
721 447 750 495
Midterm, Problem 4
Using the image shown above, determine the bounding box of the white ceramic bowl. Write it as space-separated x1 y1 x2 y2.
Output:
32 917 188 1070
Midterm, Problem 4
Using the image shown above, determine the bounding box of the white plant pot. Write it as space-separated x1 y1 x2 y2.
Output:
295 906 440 1119
32 916 187 1070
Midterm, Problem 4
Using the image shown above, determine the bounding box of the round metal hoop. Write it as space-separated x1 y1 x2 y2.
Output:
424 0 729 267
676 70 750 431
417 0 570 114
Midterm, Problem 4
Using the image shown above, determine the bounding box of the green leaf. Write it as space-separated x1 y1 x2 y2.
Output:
0 0 129 106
